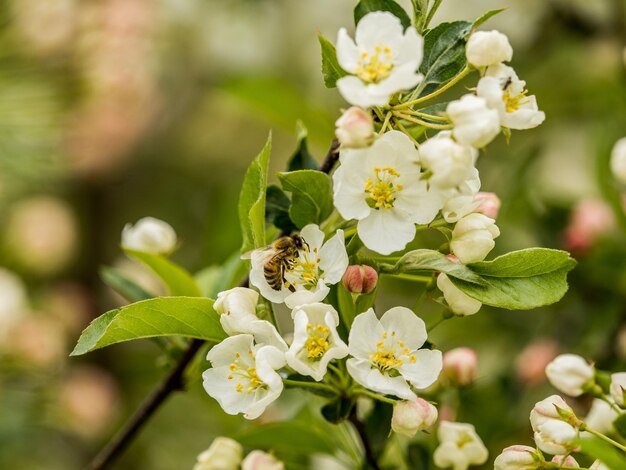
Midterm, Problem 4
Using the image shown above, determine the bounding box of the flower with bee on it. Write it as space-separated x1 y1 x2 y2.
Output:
248 224 348 308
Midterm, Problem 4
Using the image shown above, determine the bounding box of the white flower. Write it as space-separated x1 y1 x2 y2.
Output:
202 334 286 420
534 420 577 455
441 168 481 223
590 460 610 470
214 287 287 351
249 224 348 308
530 395 574 432
193 437 243 470
418 133 477 189
0 268 27 341
437 274 482 316
391 398 438 437
545 354 595 397
336 12 423 108
610 372 626 406
552 455 579 468
466 30 513 67
242 450 284 470
347 306 442 400
493 445 540 470
450 213 500 263
335 107 375 148
333 131 447 255
585 398 618 435
610 137 626 184
433 421 489 470
121 217 177 254
477 64 545 130
285 303 348 381
447 95 501 148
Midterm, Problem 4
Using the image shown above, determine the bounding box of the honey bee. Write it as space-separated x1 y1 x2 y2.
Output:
263 235 307 291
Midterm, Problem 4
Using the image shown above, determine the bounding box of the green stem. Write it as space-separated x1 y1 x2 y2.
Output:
379 111 393 134
395 66 472 109
395 120 421 147
427 314 448 333
400 109 449 122
354 388 397 405
393 112 453 130
385 273 433 283
283 379 338 394
585 427 626 453
424 0 443 29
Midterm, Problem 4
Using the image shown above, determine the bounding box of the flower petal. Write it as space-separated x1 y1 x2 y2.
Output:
336 28 359 73
357 209 416 255
318 229 349 284
347 358 416 400
398 348 443 389
348 308 383 359
379 306 427 349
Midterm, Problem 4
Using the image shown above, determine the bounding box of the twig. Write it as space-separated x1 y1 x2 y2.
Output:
87 138 343 469
349 407 381 470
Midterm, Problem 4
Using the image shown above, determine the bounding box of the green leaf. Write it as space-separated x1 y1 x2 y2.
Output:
449 267 574 310
70 297 225 356
321 397 354 424
318 33 348 89
468 248 577 278
337 284 358 329
473 8 506 28
236 422 335 455
265 184 296 233
278 170 334 229
125 249 201 297
418 21 472 95
354 0 411 29
574 436 626 470
365 400 393 457
239 134 272 253
100 266 152 303
614 414 626 439
288 122 319 171
385 249 486 285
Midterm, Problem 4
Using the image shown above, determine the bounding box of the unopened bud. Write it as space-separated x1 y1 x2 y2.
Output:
391 398 438 437
242 450 284 470
552 455 579 467
121 217 177 255
335 107 375 149
610 372 626 406
530 395 575 432
474 192 501 219
442 347 478 386
342 265 377 294
194 437 243 470
545 354 595 397
494 445 541 470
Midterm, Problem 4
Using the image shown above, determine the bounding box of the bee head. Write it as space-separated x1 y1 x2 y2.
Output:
292 235 305 250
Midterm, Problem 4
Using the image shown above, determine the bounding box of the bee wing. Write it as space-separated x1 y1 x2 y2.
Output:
243 246 278 265
241 246 274 260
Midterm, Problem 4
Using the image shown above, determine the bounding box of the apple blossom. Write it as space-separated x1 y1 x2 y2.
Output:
585 398 618 435
465 30 513 68
193 437 243 470
418 133 477 189
493 445 541 470
433 421 488 470
545 354 595 397
285 303 348 381
391 398 438 437
442 347 478 386
437 274 482 316
333 130 446 255
450 213 500 263
347 307 442 400
335 12 423 107
474 192 501 219
477 64 545 130
551 455 579 467
534 420 577 455
121 217 177 255
610 372 626 406
590 460 610 470
214 287 287 351
530 395 575 432
447 94 500 148
335 107 374 148
342 264 378 294
202 334 286 420
610 137 626 184
242 450 284 470
441 168 482 223
249 224 348 308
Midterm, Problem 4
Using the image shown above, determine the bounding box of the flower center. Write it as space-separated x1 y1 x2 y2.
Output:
305 323 331 360
284 247 322 290
228 350 264 394
364 167 403 209
355 45 394 83
369 333 416 372
502 80 529 113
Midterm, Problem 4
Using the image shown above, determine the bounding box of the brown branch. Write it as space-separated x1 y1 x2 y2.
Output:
349 407 381 470
86 139 342 469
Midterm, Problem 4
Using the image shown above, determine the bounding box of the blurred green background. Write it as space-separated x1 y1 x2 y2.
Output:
1 0 626 468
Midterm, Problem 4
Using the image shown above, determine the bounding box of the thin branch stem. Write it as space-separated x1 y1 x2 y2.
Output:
400 108 449 122
393 112 453 130
394 66 472 109
349 407 381 470
283 379 337 394
379 111 393 134
395 120 421 147
585 427 626 452
354 388 397 405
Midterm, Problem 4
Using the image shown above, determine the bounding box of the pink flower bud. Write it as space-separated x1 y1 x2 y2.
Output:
494 445 540 470
563 198 615 255
515 339 558 386
335 107 374 148
552 455 579 467
342 265 378 294
442 347 477 386
242 450 284 470
391 398 438 437
474 192 501 219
